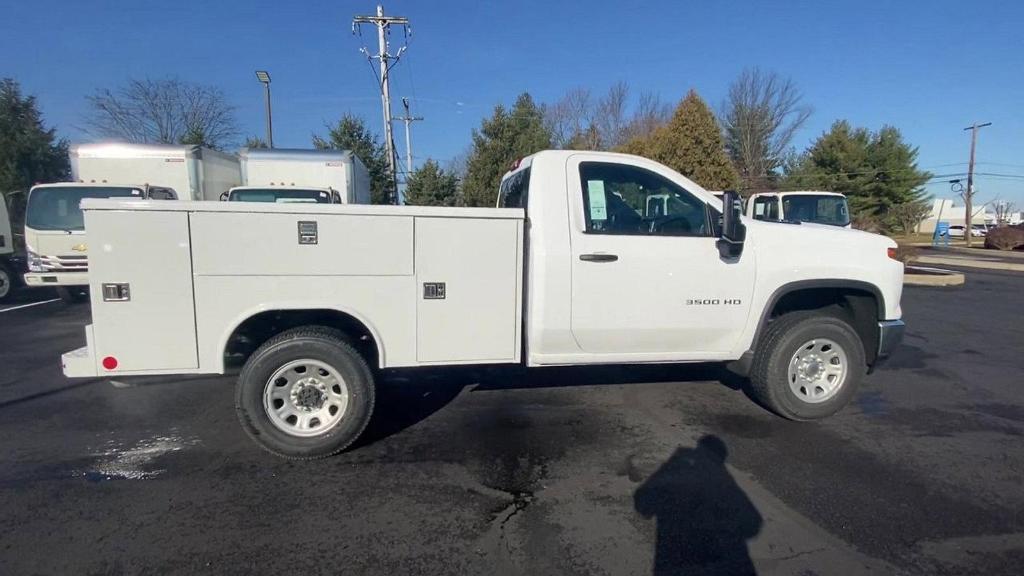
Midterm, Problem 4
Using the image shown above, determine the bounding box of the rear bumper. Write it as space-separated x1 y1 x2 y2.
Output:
25 272 89 287
877 319 905 359
62 325 98 378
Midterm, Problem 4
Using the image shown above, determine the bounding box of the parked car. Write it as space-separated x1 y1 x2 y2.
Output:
945 225 986 238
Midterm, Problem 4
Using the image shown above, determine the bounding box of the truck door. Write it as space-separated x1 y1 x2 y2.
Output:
566 155 755 356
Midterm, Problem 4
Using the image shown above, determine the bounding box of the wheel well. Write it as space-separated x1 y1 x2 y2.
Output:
761 286 881 365
225 309 380 369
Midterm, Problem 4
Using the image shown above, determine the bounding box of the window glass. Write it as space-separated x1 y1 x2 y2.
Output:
781 195 850 226
498 166 531 208
26 186 143 231
229 189 331 203
579 162 709 236
752 196 779 220
147 187 177 200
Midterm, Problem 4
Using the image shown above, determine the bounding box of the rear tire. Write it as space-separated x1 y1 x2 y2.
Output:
749 311 866 420
235 326 375 460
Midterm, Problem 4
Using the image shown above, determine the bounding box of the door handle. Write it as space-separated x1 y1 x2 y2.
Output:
579 253 618 262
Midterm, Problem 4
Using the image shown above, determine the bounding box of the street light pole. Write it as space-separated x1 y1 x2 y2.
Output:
255 71 274 148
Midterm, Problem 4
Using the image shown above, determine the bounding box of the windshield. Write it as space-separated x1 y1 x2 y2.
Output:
229 189 331 203
781 195 850 226
26 186 143 231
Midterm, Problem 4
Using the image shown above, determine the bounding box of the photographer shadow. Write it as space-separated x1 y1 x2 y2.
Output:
634 435 762 575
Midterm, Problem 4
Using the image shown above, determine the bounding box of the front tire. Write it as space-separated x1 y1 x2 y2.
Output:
236 326 376 459
0 263 13 303
749 311 866 420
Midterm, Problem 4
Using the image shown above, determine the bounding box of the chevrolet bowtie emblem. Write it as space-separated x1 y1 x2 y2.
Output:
72 244 88 252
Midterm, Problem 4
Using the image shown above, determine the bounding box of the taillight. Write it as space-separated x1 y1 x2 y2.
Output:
887 247 898 260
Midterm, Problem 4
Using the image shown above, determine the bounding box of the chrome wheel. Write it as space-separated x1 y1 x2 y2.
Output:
787 338 848 404
263 359 350 437
0 268 9 299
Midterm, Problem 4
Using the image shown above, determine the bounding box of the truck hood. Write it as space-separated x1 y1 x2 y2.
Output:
745 217 895 251
743 217 903 320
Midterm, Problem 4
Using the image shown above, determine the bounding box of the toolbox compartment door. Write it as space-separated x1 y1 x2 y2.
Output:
86 209 198 372
415 217 522 363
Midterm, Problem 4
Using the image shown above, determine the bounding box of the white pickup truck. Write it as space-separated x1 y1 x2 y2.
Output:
62 150 905 459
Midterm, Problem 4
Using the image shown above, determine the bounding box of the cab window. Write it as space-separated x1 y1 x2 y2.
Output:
752 196 779 220
579 162 710 237
498 166 531 208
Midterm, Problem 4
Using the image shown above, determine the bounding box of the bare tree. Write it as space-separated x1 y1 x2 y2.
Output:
622 90 671 143
85 78 239 150
546 83 670 151
593 81 630 149
994 200 1017 227
888 199 932 236
722 68 812 191
545 87 593 149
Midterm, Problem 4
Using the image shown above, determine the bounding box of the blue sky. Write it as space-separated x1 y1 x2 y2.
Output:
3 0 1022 204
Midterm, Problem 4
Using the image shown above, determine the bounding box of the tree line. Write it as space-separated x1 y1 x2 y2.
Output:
1 71 931 234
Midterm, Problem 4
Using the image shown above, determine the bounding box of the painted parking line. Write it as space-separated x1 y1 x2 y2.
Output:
0 298 62 313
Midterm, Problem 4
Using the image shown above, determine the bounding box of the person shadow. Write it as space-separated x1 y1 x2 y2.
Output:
634 435 762 576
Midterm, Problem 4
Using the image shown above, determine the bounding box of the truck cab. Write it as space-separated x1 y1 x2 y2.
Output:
746 191 851 228
62 150 904 459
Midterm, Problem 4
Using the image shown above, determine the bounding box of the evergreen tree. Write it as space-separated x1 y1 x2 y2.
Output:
313 114 394 204
785 121 931 216
0 79 69 196
462 93 551 207
617 90 739 190
404 159 459 206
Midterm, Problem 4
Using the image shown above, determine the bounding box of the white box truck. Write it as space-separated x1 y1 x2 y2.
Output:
0 193 23 303
62 150 905 459
225 148 371 204
746 191 851 228
23 143 241 300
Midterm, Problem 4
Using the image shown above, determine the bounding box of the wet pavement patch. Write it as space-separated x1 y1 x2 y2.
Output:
75 432 200 481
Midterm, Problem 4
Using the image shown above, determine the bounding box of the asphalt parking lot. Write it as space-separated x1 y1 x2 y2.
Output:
1 269 1022 576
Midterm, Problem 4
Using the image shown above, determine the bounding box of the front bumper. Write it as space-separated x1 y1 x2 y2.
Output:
877 320 905 359
24 271 89 287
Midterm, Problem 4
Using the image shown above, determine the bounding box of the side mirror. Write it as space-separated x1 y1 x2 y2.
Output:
718 190 746 259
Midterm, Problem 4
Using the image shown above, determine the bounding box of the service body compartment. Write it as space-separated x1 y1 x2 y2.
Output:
414 217 523 363
85 209 198 372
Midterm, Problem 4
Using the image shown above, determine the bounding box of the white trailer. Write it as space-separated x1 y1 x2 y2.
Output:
746 191 851 228
63 150 904 459
23 143 241 299
226 148 371 204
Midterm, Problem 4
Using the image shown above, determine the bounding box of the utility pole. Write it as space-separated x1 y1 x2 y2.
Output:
395 97 424 181
962 122 992 247
353 5 410 204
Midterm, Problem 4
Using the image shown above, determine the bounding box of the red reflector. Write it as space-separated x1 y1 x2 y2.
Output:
102 356 118 370
887 247 898 260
